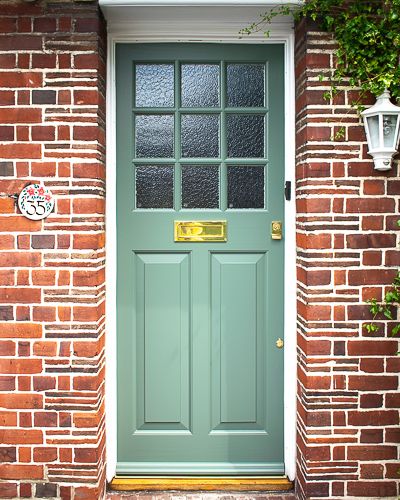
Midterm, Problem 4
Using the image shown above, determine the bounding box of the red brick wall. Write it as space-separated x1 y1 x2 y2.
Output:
295 19 400 499
0 1 106 498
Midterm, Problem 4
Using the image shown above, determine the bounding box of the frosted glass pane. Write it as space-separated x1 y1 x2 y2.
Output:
383 114 397 147
181 64 220 107
136 165 174 209
135 115 174 158
181 114 220 158
182 165 219 209
227 114 264 158
135 64 174 107
367 116 379 149
228 166 264 209
227 64 265 107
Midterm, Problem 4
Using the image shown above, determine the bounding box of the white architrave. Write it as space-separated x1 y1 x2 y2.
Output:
103 1 297 484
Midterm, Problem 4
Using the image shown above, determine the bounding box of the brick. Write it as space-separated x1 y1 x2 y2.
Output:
360 463 384 479
386 461 400 478
360 357 384 373
34 412 57 428
0 411 17 427
348 340 398 356
0 71 42 86
0 306 13 321
72 198 104 214
31 53 57 68
0 464 43 480
297 301 331 321
386 393 400 408
33 342 57 357
385 428 400 443
0 323 42 340
33 17 57 32
0 393 42 409
32 270 56 286
32 90 57 105
33 448 57 463
363 179 385 195
0 127 14 141
0 446 16 462
0 288 41 303
0 91 15 105
349 375 398 391
33 376 56 392
74 53 99 69
74 90 99 105
360 428 383 443
73 233 104 249
0 376 15 391
0 143 42 159
347 445 398 460
31 235 55 249
0 429 42 445
297 233 331 249
0 359 42 374
74 448 98 463
0 108 42 124
348 269 397 286
347 198 395 213
31 126 56 141
346 234 396 249
0 162 14 177
73 269 104 287
20 483 32 498
362 250 382 266
0 341 15 356
32 306 56 322
347 481 397 497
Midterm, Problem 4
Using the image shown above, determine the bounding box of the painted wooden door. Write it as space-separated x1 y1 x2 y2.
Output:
116 44 285 475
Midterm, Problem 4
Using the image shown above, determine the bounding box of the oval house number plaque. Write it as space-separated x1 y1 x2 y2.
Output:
18 183 55 221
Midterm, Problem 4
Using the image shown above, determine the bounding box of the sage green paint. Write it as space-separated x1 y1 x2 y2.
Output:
116 44 285 475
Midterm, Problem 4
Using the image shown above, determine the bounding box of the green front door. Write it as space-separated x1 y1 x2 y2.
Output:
116 43 285 475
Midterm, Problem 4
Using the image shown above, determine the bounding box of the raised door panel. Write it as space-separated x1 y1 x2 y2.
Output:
135 252 191 433
211 252 267 433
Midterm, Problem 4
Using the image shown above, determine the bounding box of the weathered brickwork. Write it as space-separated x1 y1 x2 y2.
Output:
295 19 400 500
0 0 106 498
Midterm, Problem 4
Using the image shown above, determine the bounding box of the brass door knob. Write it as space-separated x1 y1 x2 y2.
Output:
276 338 284 349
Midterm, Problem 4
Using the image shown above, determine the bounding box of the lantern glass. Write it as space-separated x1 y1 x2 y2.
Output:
366 115 380 149
383 114 398 148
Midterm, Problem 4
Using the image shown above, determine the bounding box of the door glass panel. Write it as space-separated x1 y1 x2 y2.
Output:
181 114 220 158
227 165 264 209
227 64 265 108
227 114 264 158
181 165 219 209
135 114 174 158
135 165 174 209
135 64 174 108
181 64 220 107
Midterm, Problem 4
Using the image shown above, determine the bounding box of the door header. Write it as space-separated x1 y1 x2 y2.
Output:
99 0 298 36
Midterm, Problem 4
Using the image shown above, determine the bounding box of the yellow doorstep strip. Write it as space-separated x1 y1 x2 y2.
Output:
110 476 293 492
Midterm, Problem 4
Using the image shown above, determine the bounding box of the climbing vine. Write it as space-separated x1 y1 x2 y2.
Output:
241 0 400 104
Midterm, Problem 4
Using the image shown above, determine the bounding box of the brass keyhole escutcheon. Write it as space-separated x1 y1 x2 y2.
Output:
271 221 282 240
276 338 284 349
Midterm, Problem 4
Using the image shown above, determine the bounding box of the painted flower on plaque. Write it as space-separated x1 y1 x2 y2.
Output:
18 183 55 221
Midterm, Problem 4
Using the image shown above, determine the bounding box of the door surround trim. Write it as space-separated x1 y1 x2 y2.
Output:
104 4 296 484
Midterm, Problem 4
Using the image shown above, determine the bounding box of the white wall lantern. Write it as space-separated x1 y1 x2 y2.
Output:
361 89 400 171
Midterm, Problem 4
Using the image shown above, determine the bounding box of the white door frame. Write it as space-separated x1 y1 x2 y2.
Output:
103 2 297 482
